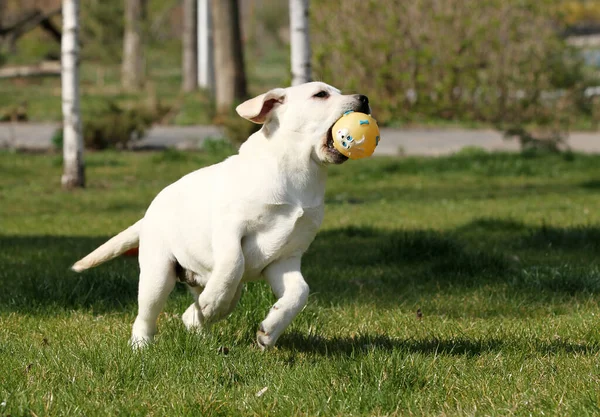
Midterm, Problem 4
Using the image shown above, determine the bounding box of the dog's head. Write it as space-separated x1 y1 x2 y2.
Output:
236 82 370 165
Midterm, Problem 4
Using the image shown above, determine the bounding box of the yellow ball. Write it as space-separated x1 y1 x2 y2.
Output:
332 111 380 159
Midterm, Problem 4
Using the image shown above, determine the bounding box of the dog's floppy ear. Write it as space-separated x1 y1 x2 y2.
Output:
236 88 286 124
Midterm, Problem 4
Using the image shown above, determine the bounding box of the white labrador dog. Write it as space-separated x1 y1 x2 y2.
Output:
72 82 371 349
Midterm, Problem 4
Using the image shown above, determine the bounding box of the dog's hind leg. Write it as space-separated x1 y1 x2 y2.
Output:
257 257 309 349
130 252 176 348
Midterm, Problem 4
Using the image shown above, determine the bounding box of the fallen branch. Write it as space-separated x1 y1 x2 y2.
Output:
0 61 60 78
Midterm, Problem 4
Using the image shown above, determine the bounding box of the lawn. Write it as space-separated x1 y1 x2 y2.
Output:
1 149 600 416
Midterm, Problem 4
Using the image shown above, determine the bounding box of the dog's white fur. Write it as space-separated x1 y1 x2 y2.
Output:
72 82 369 349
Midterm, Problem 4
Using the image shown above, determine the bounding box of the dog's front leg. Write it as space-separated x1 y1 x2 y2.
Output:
197 236 245 323
183 282 245 331
257 257 309 349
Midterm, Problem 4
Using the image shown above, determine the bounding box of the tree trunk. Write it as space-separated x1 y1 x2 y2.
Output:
61 0 84 189
182 0 197 92
122 0 145 91
289 0 311 86
0 0 6 33
197 0 215 91
211 0 247 114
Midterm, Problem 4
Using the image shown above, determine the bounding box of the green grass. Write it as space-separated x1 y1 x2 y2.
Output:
1 150 600 416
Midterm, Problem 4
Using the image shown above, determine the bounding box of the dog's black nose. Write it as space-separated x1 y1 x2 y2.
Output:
355 94 370 113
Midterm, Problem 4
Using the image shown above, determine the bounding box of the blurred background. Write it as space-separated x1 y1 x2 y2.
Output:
0 0 598 151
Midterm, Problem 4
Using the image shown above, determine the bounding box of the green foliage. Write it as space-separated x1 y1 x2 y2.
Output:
311 0 596 141
215 109 261 148
48 101 160 151
558 0 600 25
83 100 156 150
546 46 587 90
246 0 289 53
80 1 125 63
1 151 600 415
51 128 63 150
503 126 568 155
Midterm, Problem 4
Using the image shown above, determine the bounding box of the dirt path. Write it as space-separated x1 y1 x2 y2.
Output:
1 122 598 156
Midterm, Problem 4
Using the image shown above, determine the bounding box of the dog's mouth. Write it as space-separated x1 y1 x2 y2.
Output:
319 99 371 165
322 125 348 165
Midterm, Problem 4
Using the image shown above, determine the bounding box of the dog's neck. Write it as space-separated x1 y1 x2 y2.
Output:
239 128 328 208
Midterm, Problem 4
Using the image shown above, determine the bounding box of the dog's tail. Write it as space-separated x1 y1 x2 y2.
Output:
72 219 142 272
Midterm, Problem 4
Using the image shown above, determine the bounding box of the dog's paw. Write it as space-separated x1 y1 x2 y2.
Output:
198 293 230 323
129 334 153 350
182 303 205 332
256 323 276 351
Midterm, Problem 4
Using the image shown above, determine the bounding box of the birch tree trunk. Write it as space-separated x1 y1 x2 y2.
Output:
212 0 247 114
61 0 84 189
182 0 197 92
289 0 311 86
122 0 145 91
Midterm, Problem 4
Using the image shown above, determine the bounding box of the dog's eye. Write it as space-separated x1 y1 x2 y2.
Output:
313 91 329 99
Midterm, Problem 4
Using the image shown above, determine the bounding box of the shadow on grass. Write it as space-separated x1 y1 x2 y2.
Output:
1 218 599 314
580 179 600 190
278 331 598 357
456 217 600 251
0 235 140 314
304 222 600 304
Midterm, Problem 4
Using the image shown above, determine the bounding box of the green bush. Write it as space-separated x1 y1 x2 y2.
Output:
311 0 593 131
83 100 155 150
51 128 63 151
50 99 165 151
214 110 261 149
